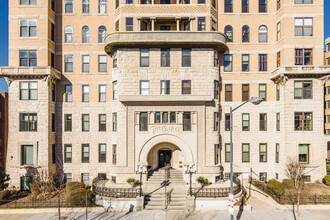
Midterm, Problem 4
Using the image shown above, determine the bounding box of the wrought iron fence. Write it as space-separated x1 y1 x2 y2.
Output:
93 185 140 198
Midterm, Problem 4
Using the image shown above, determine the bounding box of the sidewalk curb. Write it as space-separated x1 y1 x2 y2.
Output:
0 207 106 214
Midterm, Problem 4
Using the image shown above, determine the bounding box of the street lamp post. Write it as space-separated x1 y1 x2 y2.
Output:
184 164 196 196
136 165 147 197
229 97 263 220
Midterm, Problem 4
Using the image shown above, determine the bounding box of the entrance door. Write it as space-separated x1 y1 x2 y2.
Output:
158 150 172 168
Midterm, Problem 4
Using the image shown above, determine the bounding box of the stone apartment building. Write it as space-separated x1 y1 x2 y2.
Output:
0 0 330 191
0 92 8 167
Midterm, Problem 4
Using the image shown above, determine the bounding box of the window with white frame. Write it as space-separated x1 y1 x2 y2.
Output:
298 144 309 163
82 85 89 102
140 80 149 95
112 113 117 131
82 0 89 13
65 85 72 102
81 173 89 186
82 55 89 72
65 26 73 43
259 25 267 43
20 0 37 5
98 26 107 43
224 26 233 42
20 19 37 37
140 49 149 67
20 81 37 100
277 22 280 41
65 0 73 13
98 55 107 72
19 50 37 66
295 18 313 36
82 26 90 43
65 55 73 72
113 81 117 100
22 145 33 165
99 85 106 102
99 0 107 13
160 80 170 95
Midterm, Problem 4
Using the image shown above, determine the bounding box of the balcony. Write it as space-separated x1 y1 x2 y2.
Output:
119 95 213 103
104 31 227 55
271 66 330 82
0 66 61 80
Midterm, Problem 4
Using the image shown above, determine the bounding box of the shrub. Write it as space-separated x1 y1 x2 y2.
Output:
69 188 93 207
196 176 208 187
282 179 294 189
66 182 85 195
267 179 285 196
324 175 330 186
30 183 41 196
126 178 137 187
327 164 330 175
0 190 11 200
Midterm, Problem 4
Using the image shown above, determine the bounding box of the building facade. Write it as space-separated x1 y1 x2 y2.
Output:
1 0 330 190
0 92 8 167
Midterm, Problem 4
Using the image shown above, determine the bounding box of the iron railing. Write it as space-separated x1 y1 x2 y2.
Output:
165 188 173 209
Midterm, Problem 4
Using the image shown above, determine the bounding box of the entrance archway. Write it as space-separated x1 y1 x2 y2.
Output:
147 143 183 170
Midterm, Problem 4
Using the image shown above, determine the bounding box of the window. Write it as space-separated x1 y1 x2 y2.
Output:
277 51 281 68
112 144 117 165
242 54 249 72
242 84 249 101
183 112 191 131
214 144 220 165
51 0 55 11
259 54 267 71
64 114 72 131
52 113 55 132
277 22 280 41
259 172 267 182
51 52 55 68
259 144 267 162
295 112 312 131
276 113 280 131
113 113 117 131
51 83 56 102
242 26 249 43
98 26 107 43
327 58 330 65
82 144 89 163
259 84 266 101
20 81 37 100
64 144 72 163
259 26 267 43
155 112 161 123
161 80 170 95
65 0 73 13
214 112 219 131
99 0 107 13
65 85 72 102
140 49 149 67
197 17 205 31
20 0 37 5
99 85 106 102
225 84 232 101
298 144 309 163
170 112 176 123
302 175 311 182
259 0 267 12
127 0 133 3
139 112 148 131
82 0 89 13
82 55 89 72
64 173 72 183
225 0 233 13
224 26 233 42
161 49 170 67
277 0 281 10
65 55 73 72
295 0 313 4
295 18 313 36
82 26 90 43
214 81 219 99
214 51 219 67
81 173 89 186
242 113 249 131
259 113 267 131
19 50 37 66
82 85 89 102
140 80 149 95
115 20 119 31
64 26 73 43
294 80 312 99
20 113 37 131
98 55 107 72
276 143 280 163
242 144 250 162
82 114 90 131
113 81 117 100
20 19 37 37
116 0 120 8
225 143 230 162
182 80 191 94
183 21 190 31
22 145 33 165
99 144 106 163
242 0 248 13
99 114 106 131
198 0 205 3
295 49 312 65
126 17 133 31
113 50 117 68
225 114 230 131
224 54 232 72
182 49 191 67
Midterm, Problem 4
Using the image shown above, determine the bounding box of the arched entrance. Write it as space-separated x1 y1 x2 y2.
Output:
147 143 184 170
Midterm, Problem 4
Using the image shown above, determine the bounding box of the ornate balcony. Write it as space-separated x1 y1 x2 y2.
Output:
271 66 330 83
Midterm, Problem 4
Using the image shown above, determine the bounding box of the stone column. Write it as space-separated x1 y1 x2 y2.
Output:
176 17 181 31
176 0 179 4
189 17 194 31
151 17 156 31
137 17 142 31
136 196 144 211
187 195 195 211
151 0 154 4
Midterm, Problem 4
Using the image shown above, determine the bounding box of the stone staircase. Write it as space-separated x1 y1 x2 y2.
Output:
143 167 187 211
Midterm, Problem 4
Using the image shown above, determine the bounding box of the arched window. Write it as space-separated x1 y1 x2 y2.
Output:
259 25 268 43
224 25 233 42
242 25 249 43
98 26 107 43
64 26 73 43
82 26 89 43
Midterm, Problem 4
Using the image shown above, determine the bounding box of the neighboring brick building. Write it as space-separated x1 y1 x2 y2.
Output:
0 92 8 168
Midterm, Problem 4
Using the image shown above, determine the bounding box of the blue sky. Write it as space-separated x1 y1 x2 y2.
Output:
0 1 330 92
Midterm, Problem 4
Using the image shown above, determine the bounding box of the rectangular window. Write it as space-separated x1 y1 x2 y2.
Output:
224 84 232 101
19 50 37 66
51 22 55 42
276 113 280 131
276 143 280 163
65 85 72 102
214 50 219 67
277 22 281 41
294 80 312 99
242 84 249 101
154 112 161 123
225 113 230 131
82 55 90 72
214 144 220 165
182 49 191 67
259 143 267 162
82 144 89 163
52 83 56 102
161 80 170 95
295 49 312 65
113 50 117 68
20 113 37 131
126 17 133 31
99 85 106 102
242 144 250 162
277 0 281 10
64 114 72 132
242 113 250 131
298 144 309 163
225 0 233 13
52 113 55 132
64 144 72 163
113 113 117 131
140 49 149 67
99 114 106 131
20 81 37 100
214 81 219 99
170 112 176 123
82 0 89 13
22 145 33 165
52 144 56 164
116 0 119 8
295 112 312 131
20 19 37 37
82 85 89 102
81 173 89 186
259 84 266 101
139 112 148 131
259 0 267 13
51 52 55 68
259 113 267 131
198 0 205 3
65 55 73 72
65 0 73 13
182 80 191 95
64 173 72 183
140 80 149 95
242 54 249 72
259 54 267 71
162 112 168 123
260 172 267 182
295 0 313 4
98 55 107 72
99 0 107 13
127 0 133 4
277 51 281 68
113 81 117 100
327 58 330 65
224 54 232 72
242 0 249 13
197 17 205 31
112 144 117 165
214 112 219 131
161 49 170 67
295 18 313 36
99 143 106 163
183 112 191 131
82 114 90 131
20 0 37 5
225 143 230 162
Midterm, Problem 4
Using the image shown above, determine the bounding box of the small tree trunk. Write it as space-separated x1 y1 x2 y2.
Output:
297 191 300 220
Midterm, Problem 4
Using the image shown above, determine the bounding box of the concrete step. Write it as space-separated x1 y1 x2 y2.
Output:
167 206 186 211
144 206 165 210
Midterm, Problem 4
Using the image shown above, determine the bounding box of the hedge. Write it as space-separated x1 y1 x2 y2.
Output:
69 188 93 206
267 179 285 196
0 190 11 200
66 182 85 195
324 175 330 186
